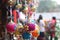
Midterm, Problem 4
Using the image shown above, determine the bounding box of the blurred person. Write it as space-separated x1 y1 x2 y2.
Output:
45 20 52 40
50 17 56 40
37 15 46 40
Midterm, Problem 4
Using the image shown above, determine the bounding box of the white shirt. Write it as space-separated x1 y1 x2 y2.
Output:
39 20 45 32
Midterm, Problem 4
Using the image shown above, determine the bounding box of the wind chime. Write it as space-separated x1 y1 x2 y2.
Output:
6 0 17 40
15 0 23 30
6 0 17 34
13 0 24 40
6 0 38 40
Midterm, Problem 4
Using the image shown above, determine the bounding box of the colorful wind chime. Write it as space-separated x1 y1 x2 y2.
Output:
6 0 39 34
29 14 40 37
6 0 17 33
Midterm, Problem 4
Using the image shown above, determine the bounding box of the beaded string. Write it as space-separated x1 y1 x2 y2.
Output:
10 6 12 21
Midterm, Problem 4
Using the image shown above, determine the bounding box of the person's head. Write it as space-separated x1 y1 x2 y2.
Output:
37 15 43 22
39 15 43 20
52 16 56 20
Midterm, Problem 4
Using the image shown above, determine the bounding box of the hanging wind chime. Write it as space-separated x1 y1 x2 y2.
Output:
14 0 24 37
6 0 17 33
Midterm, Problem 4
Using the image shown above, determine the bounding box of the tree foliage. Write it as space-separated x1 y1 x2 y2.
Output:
37 0 56 12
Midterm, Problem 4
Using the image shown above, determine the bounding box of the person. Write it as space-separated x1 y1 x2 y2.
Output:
37 15 46 40
50 17 56 40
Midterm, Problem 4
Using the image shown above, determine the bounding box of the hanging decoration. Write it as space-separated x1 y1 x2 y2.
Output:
19 12 26 21
12 10 18 24
32 24 40 37
16 10 23 34
6 2 17 33
8 0 16 6
16 3 22 9
14 23 23 36
27 23 35 31
6 0 39 35
6 20 16 33
31 5 36 12
23 6 28 14
26 0 32 4
16 0 22 9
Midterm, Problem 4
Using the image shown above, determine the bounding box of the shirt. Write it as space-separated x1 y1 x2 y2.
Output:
39 20 45 32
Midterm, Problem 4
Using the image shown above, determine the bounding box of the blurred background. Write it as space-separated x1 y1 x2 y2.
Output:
34 0 60 40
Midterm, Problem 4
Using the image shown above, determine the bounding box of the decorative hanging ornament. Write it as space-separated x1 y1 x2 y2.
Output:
15 23 23 36
22 32 31 39
12 10 17 24
23 6 28 14
14 10 23 36
6 20 17 33
18 12 26 21
8 0 15 6
27 23 35 31
16 4 22 9
31 5 36 12
6 5 17 33
32 24 40 37
24 25 29 31
32 30 39 37
16 23 23 31
26 0 32 4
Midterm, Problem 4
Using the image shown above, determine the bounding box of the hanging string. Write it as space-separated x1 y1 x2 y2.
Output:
25 0 30 23
10 6 13 22
16 0 22 24
17 9 20 24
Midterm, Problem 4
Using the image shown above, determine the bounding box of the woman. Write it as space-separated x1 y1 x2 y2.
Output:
37 15 46 40
50 17 56 40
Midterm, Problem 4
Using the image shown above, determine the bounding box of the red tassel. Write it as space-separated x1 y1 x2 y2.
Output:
12 10 17 24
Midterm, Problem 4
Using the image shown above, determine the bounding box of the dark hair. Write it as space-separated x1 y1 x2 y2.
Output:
52 17 56 20
37 15 43 22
